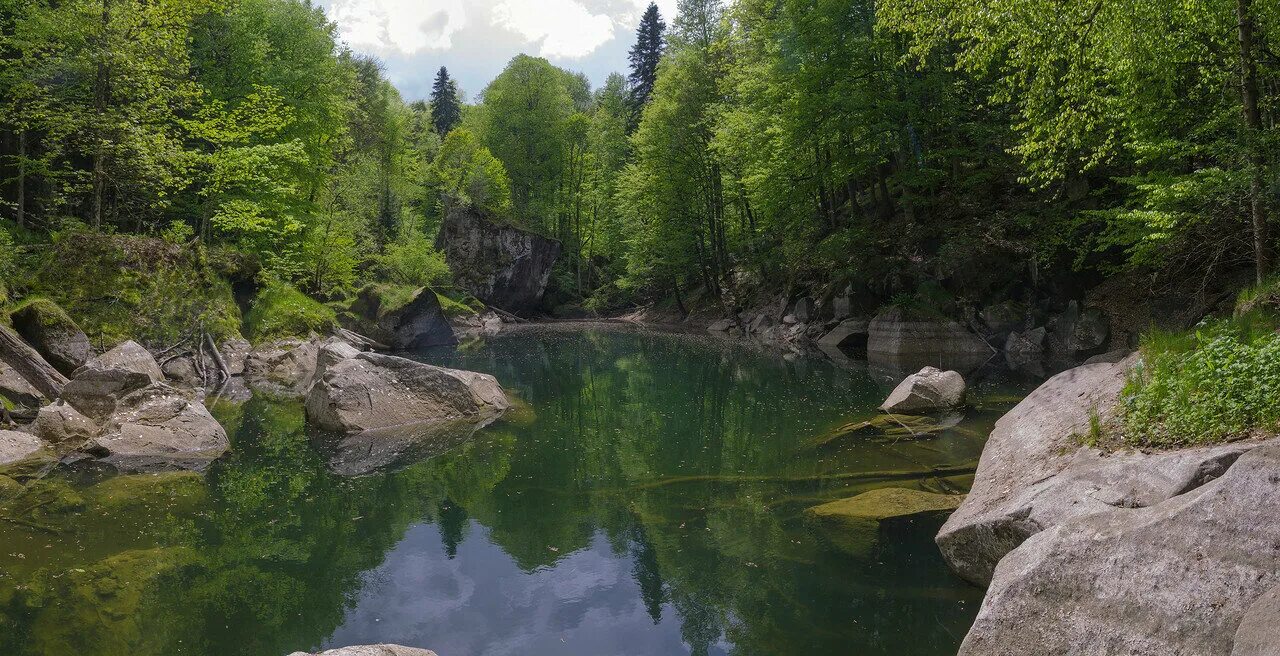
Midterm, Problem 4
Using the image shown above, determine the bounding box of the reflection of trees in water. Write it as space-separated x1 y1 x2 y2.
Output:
1 329 985 656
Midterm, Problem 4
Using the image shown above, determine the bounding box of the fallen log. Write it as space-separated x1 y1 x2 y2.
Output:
0 323 68 399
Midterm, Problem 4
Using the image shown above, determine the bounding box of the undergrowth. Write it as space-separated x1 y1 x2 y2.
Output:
244 280 336 343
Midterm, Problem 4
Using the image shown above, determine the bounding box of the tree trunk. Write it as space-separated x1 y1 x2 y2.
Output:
0 324 68 400
92 0 111 230
1238 0 1270 282
15 129 25 229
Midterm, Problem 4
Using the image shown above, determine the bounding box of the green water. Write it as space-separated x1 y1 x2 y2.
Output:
0 326 1030 656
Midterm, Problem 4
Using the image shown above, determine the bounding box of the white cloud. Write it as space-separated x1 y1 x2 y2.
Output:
492 0 617 59
327 0 469 54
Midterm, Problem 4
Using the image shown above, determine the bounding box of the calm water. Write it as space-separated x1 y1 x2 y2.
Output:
0 326 1031 656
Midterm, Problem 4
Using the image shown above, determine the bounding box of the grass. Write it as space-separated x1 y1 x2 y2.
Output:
1121 310 1280 447
243 280 337 343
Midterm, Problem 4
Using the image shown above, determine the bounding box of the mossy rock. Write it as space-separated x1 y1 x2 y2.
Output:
501 396 537 428
9 298 92 375
813 412 964 446
0 474 24 503
0 477 86 526
805 487 964 557
85 472 209 515
244 281 336 343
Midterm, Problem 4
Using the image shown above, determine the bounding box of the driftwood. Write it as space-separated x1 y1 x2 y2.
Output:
203 331 230 384
487 305 530 324
0 323 68 399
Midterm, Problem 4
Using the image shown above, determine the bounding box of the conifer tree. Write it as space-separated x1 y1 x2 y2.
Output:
626 3 666 129
429 66 462 137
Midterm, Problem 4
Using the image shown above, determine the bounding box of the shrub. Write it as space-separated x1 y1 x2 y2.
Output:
372 232 452 289
1122 319 1280 447
244 280 336 343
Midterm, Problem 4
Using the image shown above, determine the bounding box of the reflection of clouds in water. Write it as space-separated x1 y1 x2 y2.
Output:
326 522 702 655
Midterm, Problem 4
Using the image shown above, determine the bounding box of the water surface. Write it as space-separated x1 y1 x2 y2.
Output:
0 327 1029 655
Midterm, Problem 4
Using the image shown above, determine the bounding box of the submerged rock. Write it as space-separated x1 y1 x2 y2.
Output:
807 487 963 556
437 205 561 314
345 285 456 350
10 299 92 375
815 412 965 445
306 352 508 434
879 366 966 414
288 646 438 656
960 442 1280 656
89 383 229 472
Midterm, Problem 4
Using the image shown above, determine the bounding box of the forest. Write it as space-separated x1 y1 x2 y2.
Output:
0 0 1277 321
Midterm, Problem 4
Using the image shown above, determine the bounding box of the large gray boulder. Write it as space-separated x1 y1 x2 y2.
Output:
959 441 1280 656
0 429 48 466
32 400 98 449
879 366 965 414
867 307 992 372
436 205 561 314
81 340 165 383
817 318 869 348
288 646 438 656
244 337 321 397
936 353 1260 587
306 352 508 434
344 286 456 350
10 299 92 375
1232 585 1280 656
61 367 154 419
1048 300 1111 357
88 383 229 472
0 359 46 408
220 338 251 376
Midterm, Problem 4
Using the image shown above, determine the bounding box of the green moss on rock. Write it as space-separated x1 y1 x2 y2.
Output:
244 281 336 343
805 487 963 556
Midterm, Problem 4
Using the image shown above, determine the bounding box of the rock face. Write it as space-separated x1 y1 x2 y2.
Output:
806 487 963 556
288 646 438 656
89 383 229 472
0 429 48 466
10 300 92 375
33 401 98 448
306 352 509 434
437 205 561 314
867 307 992 371
244 337 321 396
879 366 966 414
1232 585 1280 656
935 353 1263 587
81 340 165 383
345 286 456 350
959 442 1280 656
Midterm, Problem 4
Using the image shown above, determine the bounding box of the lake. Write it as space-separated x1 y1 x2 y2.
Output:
0 326 1033 656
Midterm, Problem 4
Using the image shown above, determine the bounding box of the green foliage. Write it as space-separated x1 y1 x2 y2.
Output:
243 280 335 343
1123 318 1280 447
435 291 478 318
373 231 453 289
430 129 512 215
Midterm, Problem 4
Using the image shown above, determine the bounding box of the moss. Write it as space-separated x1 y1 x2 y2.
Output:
20 233 242 347
243 281 336 343
804 487 963 556
8 298 78 332
435 290 479 318
86 472 208 515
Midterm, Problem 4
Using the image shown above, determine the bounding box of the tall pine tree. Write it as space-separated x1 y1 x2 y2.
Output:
626 3 666 130
429 66 462 136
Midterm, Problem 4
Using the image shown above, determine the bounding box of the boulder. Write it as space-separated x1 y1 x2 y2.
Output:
979 301 1025 340
10 299 92 375
818 318 868 348
82 340 165 383
61 367 155 419
288 646 438 656
0 429 48 465
219 338 251 376
315 337 361 379
792 297 813 323
832 286 854 320
161 355 201 387
1004 327 1046 355
879 366 966 414
244 337 320 396
1084 348 1133 365
806 488 963 556
1048 301 1110 357
0 359 46 408
89 384 229 472
1232 585 1280 656
436 205 562 314
32 400 98 448
707 318 737 333
867 307 992 363
307 352 508 434
936 354 1258 586
959 442 1280 656
345 286 456 350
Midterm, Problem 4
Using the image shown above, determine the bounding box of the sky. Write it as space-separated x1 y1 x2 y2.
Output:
315 0 680 102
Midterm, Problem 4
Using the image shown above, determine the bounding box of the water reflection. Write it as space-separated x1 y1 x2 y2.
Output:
0 327 1028 656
